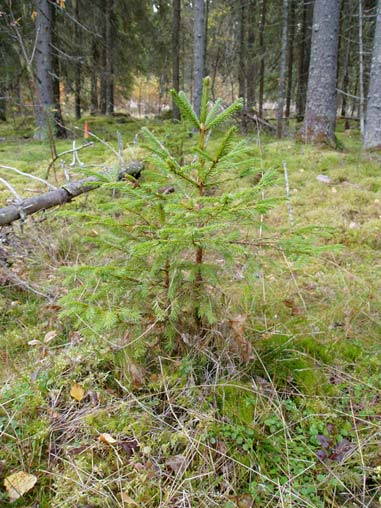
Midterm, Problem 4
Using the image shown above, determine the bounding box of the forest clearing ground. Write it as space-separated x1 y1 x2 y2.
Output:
1 117 381 507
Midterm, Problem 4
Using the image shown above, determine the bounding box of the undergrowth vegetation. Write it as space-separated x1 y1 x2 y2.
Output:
1 91 381 506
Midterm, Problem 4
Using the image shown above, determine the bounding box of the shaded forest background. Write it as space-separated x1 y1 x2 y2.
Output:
0 0 379 141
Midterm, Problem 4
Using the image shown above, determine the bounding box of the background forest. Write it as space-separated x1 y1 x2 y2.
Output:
1 0 381 507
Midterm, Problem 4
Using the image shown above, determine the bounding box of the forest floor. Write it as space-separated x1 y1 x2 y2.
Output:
1 115 381 507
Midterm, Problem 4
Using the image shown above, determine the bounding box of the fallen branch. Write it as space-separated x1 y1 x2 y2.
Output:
244 111 277 131
0 161 143 227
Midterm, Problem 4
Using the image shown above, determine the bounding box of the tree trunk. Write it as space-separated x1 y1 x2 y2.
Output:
296 0 313 121
246 0 256 112
105 0 114 115
340 0 352 129
364 0 381 150
90 40 99 115
193 0 205 117
285 0 296 118
0 88 6 121
51 3 67 138
277 0 288 138
238 0 246 104
300 0 341 144
35 0 54 140
204 0 209 76
258 0 266 118
358 0 365 136
74 0 81 120
172 0 181 121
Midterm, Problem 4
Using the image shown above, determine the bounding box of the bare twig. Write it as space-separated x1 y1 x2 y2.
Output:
283 160 294 227
0 164 57 190
0 177 22 202
45 142 94 179
0 259 50 299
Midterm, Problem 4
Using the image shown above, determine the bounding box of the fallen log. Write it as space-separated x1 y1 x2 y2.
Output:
0 161 143 227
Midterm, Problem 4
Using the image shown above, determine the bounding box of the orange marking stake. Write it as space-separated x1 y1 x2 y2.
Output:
84 121 90 139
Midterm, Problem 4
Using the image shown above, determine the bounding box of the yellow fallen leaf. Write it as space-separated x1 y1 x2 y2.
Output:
98 433 117 445
70 383 85 401
4 471 37 502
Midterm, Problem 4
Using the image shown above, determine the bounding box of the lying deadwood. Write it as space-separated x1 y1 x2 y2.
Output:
0 161 143 227
244 111 276 131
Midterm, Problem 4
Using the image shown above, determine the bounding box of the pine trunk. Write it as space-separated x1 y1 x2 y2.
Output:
0 88 6 121
246 0 256 112
296 0 313 121
258 0 266 117
105 0 114 115
172 0 181 121
364 0 381 150
193 0 205 117
35 0 54 140
300 0 341 144
51 3 67 138
74 0 81 120
90 40 99 115
277 0 288 138
358 0 365 136
238 0 246 104
285 0 296 118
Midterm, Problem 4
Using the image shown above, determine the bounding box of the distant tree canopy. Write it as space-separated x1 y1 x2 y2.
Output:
0 0 380 148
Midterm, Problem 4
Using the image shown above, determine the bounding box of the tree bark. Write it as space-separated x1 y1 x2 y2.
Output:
358 0 365 136
204 0 209 76
172 0 181 121
35 0 54 140
74 0 81 120
0 88 6 121
90 40 99 115
277 0 288 138
193 0 205 117
258 0 266 118
105 0 114 115
0 162 143 227
300 0 341 144
296 0 313 121
238 0 246 105
246 0 256 112
51 3 67 138
364 0 381 150
340 0 352 129
285 0 296 118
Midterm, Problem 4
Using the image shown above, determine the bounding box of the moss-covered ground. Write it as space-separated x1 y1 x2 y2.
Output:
1 116 381 507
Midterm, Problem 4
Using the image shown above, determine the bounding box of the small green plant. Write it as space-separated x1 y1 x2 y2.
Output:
59 77 317 358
